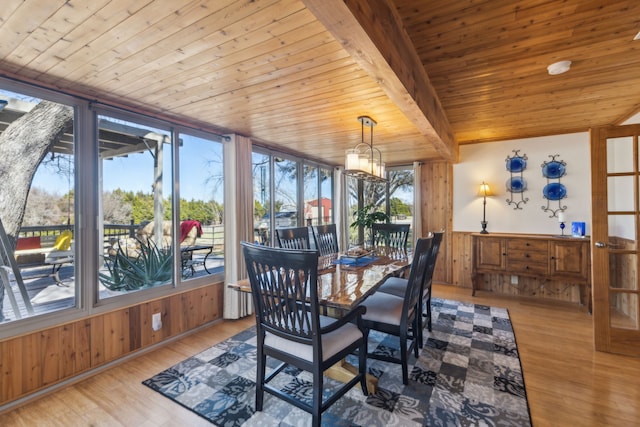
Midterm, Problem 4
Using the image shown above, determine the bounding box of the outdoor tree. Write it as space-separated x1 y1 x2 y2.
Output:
103 190 133 224
349 169 414 210
22 187 64 226
0 100 73 245
390 197 412 216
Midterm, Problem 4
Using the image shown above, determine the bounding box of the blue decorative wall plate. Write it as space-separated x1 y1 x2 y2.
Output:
506 176 527 193
506 156 526 172
543 182 566 200
542 160 566 179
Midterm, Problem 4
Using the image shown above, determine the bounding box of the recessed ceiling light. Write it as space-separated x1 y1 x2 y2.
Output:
547 60 572 75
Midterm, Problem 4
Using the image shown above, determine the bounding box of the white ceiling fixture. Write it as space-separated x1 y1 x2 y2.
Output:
634 31 640 41
547 60 572 75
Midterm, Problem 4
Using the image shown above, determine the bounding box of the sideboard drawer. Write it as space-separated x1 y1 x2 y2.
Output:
507 239 548 252
507 258 549 275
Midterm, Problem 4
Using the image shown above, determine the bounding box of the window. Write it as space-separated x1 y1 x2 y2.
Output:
252 149 333 246
304 165 334 225
319 166 333 225
98 114 174 299
0 79 226 335
177 131 224 280
346 166 415 247
0 88 77 323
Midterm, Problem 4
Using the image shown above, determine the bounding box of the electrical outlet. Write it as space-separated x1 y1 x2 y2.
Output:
152 312 162 331
510 275 518 285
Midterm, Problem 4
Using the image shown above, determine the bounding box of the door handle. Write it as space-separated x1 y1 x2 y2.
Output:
595 241 626 249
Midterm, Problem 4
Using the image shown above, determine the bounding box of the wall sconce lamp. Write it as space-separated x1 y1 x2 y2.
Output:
478 181 494 234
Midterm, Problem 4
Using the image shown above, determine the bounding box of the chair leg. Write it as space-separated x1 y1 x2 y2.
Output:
255 348 266 411
413 316 420 358
417 299 424 348
359 333 369 395
312 368 323 427
400 332 408 385
426 296 433 332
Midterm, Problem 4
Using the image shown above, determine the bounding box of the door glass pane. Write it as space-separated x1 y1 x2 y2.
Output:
608 176 635 212
0 90 77 323
608 253 638 290
607 136 634 173
99 115 173 299
608 214 636 248
252 152 270 245
610 293 639 330
178 132 224 280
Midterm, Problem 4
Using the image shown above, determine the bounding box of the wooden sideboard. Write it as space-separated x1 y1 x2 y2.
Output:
472 233 591 311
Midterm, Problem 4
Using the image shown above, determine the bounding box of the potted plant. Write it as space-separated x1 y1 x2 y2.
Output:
350 204 389 247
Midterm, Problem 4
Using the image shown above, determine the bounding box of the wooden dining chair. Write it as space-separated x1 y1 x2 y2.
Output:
371 223 410 248
275 226 311 250
358 235 433 384
377 230 444 347
241 242 368 427
312 224 339 256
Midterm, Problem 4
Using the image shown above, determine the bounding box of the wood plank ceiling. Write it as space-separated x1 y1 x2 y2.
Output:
0 0 638 166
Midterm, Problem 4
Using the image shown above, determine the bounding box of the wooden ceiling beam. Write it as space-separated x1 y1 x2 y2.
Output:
302 0 457 162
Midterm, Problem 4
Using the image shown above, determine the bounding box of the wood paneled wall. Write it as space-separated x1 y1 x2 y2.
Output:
0 283 224 407
419 161 453 285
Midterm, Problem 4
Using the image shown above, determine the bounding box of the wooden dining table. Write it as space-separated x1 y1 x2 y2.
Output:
230 246 411 310
315 247 411 311
230 245 412 392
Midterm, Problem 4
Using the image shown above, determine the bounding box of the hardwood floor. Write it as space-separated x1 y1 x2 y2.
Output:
1 284 639 426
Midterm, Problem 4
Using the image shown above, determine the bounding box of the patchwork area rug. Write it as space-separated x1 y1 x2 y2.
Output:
143 298 531 426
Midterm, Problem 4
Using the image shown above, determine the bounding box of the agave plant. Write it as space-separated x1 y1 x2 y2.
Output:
99 237 173 291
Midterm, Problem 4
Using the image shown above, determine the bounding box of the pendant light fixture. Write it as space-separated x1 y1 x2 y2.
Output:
344 115 386 182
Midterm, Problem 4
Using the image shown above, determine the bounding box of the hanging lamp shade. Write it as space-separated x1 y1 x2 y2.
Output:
343 116 387 182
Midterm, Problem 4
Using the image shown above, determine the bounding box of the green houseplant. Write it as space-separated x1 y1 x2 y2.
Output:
350 204 389 246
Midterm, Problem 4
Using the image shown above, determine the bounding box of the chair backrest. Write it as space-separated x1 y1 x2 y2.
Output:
371 223 410 248
275 226 311 250
241 242 320 345
401 236 433 320
422 230 444 296
312 224 339 256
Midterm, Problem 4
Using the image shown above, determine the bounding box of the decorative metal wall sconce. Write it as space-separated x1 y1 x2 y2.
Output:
505 150 529 209
541 154 567 218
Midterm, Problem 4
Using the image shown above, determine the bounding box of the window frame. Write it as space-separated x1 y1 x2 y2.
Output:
251 146 334 247
0 77 228 339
